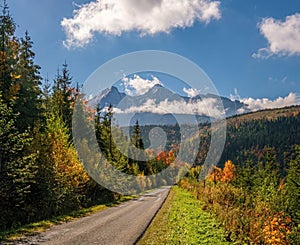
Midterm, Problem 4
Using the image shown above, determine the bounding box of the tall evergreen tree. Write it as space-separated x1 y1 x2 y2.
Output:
130 120 149 174
13 31 42 131
0 1 20 104
131 120 144 150
52 62 77 131
0 94 37 229
285 146 300 225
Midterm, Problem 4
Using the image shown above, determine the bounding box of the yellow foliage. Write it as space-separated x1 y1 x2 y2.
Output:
208 160 235 183
11 73 22 79
136 173 147 191
208 166 223 182
49 123 89 189
221 160 235 182
167 150 175 164
263 212 292 245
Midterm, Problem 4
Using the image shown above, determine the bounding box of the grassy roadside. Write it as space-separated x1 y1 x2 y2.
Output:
0 195 134 243
138 186 230 245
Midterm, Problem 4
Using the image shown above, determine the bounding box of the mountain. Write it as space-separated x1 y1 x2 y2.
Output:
91 85 250 125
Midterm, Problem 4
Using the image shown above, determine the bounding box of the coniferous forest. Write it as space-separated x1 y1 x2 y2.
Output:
0 4 176 231
0 3 299 244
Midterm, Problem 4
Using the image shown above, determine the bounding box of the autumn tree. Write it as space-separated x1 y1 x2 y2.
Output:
221 160 236 182
45 112 90 213
285 145 300 225
208 166 223 183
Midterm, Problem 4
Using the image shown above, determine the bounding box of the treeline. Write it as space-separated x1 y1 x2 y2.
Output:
0 4 119 231
92 106 182 190
181 146 300 244
194 107 300 174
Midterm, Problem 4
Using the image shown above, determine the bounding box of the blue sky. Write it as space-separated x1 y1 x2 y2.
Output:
9 0 300 108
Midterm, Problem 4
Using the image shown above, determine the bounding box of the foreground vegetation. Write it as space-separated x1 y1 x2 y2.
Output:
180 151 300 244
138 186 229 244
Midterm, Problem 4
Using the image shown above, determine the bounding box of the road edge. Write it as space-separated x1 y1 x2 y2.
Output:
133 186 172 245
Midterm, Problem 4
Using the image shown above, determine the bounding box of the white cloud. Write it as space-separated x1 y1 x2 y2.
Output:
111 97 224 118
253 13 300 59
123 74 162 96
61 0 221 48
241 93 299 111
229 88 241 101
183 87 201 97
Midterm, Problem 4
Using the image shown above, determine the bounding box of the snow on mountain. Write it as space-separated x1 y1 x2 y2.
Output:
90 85 249 125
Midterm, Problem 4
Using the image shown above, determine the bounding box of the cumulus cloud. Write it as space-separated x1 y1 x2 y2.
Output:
241 93 299 111
183 87 201 97
253 13 300 59
123 74 162 96
110 97 224 118
61 0 221 48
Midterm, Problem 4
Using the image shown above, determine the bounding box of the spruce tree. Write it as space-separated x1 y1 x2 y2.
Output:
131 120 144 150
285 146 300 225
52 62 77 131
0 1 19 104
14 31 42 131
130 120 149 174
0 94 37 229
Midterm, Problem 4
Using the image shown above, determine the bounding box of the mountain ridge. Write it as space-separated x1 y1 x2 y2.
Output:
91 85 250 125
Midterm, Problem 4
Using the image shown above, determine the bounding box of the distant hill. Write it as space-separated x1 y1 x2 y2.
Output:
196 105 300 173
132 105 300 173
227 105 300 124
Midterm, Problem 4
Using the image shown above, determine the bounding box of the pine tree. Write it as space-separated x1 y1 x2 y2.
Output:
0 1 20 104
94 104 129 172
13 31 42 131
130 120 149 174
131 120 144 150
0 94 37 229
52 62 77 131
285 145 300 225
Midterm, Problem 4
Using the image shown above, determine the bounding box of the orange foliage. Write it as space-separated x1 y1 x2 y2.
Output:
208 166 223 182
166 150 175 164
208 160 236 183
156 150 175 165
157 151 167 162
263 212 292 245
221 160 236 182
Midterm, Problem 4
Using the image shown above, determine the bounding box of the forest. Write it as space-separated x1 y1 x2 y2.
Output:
0 3 177 231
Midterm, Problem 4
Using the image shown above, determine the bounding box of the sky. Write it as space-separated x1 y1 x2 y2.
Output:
8 0 300 110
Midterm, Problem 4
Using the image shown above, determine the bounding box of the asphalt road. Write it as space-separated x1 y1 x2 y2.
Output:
26 187 170 245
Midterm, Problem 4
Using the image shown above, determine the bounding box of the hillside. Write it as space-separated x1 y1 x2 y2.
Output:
194 105 300 172
227 105 300 124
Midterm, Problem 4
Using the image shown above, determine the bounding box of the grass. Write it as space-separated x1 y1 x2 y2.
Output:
0 195 135 243
138 186 230 245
